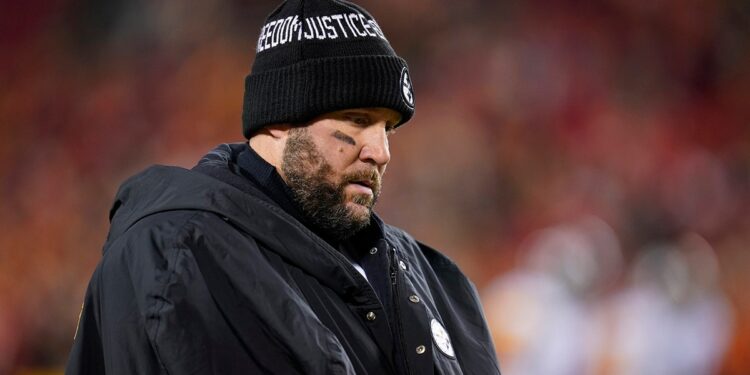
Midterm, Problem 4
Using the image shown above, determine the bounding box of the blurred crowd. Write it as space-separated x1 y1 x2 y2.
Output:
1 0 748 374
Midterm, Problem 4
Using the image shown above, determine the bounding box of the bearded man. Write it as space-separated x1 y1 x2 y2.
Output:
66 1 501 374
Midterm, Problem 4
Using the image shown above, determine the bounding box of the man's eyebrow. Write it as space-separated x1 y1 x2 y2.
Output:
332 130 356 145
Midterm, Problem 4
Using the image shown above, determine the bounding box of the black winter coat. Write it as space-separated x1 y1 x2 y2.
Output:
66 145 501 374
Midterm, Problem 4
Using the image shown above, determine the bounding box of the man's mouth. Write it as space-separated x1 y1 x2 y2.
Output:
344 169 381 197
347 179 377 196
351 179 373 189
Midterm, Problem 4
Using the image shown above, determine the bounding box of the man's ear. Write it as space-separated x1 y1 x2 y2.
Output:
265 124 293 139
248 124 294 169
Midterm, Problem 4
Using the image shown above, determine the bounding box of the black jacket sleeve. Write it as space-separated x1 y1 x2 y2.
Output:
67 210 355 375
67 212 258 374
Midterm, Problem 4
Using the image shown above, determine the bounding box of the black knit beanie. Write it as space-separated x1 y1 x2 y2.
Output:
242 0 415 138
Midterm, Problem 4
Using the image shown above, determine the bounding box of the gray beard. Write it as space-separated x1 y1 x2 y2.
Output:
281 127 381 241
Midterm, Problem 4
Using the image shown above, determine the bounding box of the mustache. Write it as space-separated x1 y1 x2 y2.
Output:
342 169 382 193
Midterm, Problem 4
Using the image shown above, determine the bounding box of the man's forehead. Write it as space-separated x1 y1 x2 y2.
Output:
320 107 402 125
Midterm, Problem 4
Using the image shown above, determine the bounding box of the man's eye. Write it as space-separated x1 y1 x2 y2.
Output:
348 116 370 126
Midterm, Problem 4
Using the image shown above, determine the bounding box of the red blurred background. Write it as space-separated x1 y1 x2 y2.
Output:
1 0 748 374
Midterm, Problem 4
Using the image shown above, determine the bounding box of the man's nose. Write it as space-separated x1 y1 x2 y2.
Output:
359 126 391 167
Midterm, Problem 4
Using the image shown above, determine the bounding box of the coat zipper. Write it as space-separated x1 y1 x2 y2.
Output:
390 244 411 375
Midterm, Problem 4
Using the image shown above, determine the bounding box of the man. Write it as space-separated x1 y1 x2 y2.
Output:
67 1 501 374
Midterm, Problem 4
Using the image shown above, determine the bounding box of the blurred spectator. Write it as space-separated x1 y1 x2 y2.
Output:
482 216 622 375
600 234 733 375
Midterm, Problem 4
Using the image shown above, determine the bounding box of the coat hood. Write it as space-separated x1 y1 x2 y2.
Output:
106 144 377 303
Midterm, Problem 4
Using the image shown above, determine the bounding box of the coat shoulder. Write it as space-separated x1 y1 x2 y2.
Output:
382 225 466 281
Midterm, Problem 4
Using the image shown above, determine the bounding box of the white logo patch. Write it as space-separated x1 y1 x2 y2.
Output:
430 319 455 358
400 67 414 108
